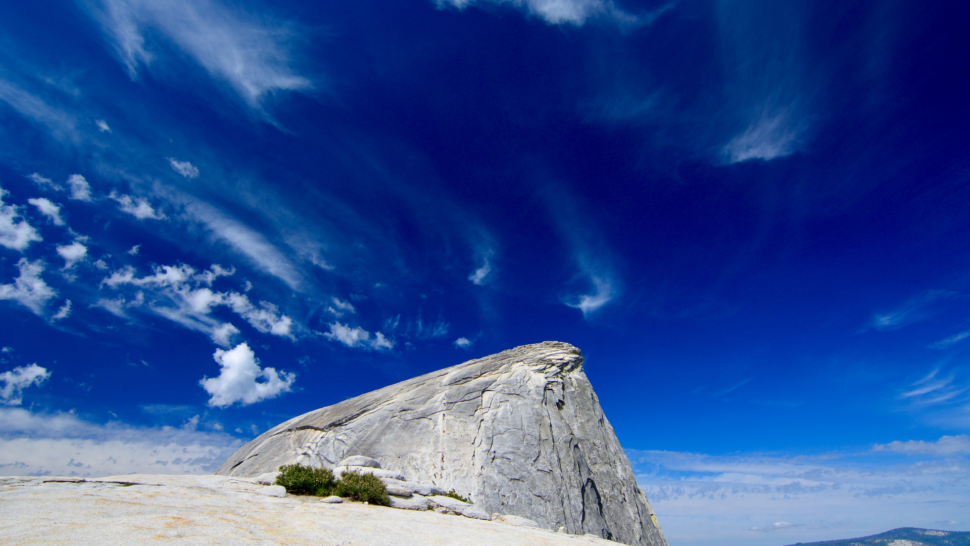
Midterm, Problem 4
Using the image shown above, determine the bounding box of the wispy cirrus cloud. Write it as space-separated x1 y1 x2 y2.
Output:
866 289 954 332
51 300 72 321
167 157 199 179
382 313 449 341
563 269 616 317
722 109 807 163
540 183 621 318
0 80 78 141
930 330 970 350
84 0 312 108
716 2 816 164
434 0 657 27
894 366 970 429
468 248 494 286
177 196 303 290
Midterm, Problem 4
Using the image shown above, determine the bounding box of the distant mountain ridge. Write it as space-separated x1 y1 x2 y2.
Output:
787 527 970 546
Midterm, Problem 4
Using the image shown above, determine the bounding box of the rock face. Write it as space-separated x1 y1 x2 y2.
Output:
216 341 667 546
0 474 621 546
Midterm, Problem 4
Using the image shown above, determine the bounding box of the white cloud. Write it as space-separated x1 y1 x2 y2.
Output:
0 80 79 141
211 322 240 348
748 521 795 532
93 259 109 270
95 119 112 133
86 0 312 107
93 292 144 319
27 197 65 225
67 174 92 201
563 273 615 317
109 191 165 220
100 263 294 342
52 300 72 321
28 173 62 192
454 337 472 348
167 157 199 178
103 264 190 288
324 322 394 351
0 259 56 315
896 367 970 414
435 0 638 26
0 364 50 405
0 188 43 251
469 251 493 285
56 241 88 269
867 290 953 332
0 406 242 476
199 342 295 408
873 435 970 457
325 297 356 317
225 294 294 339
182 199 301 289
930 331 970 350
384 313 449 341
127 244 140 255
629 448 970 546
722 110 805 163
194 264 233 286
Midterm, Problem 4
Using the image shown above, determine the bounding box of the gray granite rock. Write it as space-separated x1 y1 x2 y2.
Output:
382 478 445 497
216 341 667 546
426 495 472 512
253 472 280 485
389 496 430 511
493 514 540 528
320 495 343 503
425 496 492 521
338 456 381 469
333 466 405 481
257 485 286 497
0 474 619 545
385 485 413 498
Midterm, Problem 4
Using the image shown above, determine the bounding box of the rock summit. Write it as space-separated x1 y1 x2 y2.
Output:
217 341 667 546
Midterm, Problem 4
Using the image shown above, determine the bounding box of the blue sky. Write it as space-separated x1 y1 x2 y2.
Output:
1 0 968 544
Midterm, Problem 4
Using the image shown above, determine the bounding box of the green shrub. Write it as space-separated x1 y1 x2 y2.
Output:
276 464 336 496
335 470 390 506
442 489 470 503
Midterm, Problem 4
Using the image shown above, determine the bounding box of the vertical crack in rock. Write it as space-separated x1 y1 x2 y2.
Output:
215 341 668 546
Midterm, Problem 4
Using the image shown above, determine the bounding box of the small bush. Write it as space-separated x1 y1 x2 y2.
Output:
335 470 390 506
443 489 470 503
276 464 336 496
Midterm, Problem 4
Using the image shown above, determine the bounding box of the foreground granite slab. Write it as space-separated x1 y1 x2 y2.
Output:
217 341 667 546
0 474 617 545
